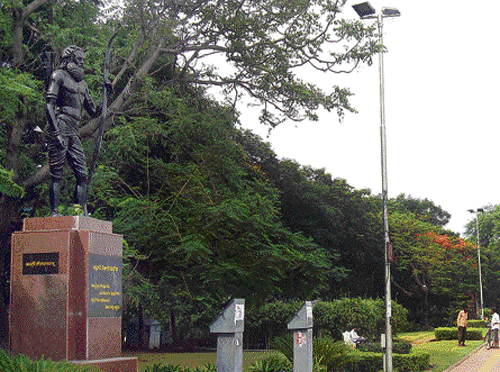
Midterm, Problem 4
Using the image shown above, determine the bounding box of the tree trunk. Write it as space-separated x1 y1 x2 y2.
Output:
170 310 179 345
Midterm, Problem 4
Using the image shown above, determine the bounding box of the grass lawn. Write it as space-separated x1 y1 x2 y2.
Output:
399 331 485 372
411 339 483 372
123 350 279 371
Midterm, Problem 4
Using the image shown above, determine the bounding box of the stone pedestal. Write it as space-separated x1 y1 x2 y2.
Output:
10 216 137 372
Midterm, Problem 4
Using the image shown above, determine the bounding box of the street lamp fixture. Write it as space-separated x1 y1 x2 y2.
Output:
468 208 484 319
352 2 375 18
352 2 400 372
381 7 401 17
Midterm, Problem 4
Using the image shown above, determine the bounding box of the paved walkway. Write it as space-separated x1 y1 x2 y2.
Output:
445 345 500 372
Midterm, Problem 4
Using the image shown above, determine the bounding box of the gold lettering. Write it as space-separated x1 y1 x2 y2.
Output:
91 298 110 303
25 261 56 268
93 265 119 272
91 284 110 289
105 305 120 311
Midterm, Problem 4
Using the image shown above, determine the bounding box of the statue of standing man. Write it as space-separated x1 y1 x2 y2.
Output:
45 45 101 217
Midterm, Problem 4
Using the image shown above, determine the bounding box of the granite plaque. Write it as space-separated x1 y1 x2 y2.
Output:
22 252 59 275
88 254 122 318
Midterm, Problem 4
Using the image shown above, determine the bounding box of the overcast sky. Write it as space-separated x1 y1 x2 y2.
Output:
241 1 499 236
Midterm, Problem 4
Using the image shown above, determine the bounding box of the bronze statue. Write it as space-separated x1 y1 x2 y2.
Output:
45 45 101 216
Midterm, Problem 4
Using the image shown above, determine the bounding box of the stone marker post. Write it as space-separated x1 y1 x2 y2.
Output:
210 299 245 372
287 301 317 372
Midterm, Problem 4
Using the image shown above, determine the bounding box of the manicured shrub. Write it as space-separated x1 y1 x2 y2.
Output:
357 338 412 354
341 351 429 372
342 352 382 372
468 320 487 328
435 327 483 340
393 352 431 372
145 364 216 372
0 349 90 371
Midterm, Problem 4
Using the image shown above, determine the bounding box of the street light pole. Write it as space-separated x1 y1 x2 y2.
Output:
352 4 400 372
378 12 393 372
468 208 484 319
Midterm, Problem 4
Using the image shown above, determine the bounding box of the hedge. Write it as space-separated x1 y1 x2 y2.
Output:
357 338 412 354
394 353 431 372
435 327 483 340
339 351 430 372
468 320 487 328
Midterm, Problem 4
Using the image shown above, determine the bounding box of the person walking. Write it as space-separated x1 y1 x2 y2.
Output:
491 309 500 349
457 305 468 346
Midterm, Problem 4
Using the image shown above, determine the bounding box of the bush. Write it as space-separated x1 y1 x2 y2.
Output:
468 320 487 328
341 351 429 372
314 298 409 341
342 352 381 372
357 338 412 354
0 349 90 371
248 356 293 372
144 364 216 372
394 352 431 372
271 334 351 371
435 327 483 340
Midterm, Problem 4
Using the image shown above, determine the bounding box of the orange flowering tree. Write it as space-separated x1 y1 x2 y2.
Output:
389 212 477 326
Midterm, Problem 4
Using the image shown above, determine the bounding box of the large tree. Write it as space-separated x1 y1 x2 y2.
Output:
0 0 381 343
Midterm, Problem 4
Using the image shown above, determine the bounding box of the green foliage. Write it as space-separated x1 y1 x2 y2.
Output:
465 205 500 310
243 153 383 298
0 166 25 198
434 327 483 341
248 355 293 372
314 298 409 340
393 353 431 372
246 299 409 348
94 87 331 340
341 352 381 372
390 193 451 227
311 338 351 372
271 335 428 372
144 364 216 372
357 338 412 354
332 351 430 372
0 349 90 371
271 335 351 372
246 301 302 348
467 319 487 328
0 69 41 123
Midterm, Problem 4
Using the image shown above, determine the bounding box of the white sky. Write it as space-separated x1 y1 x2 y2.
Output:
240 1 499 236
